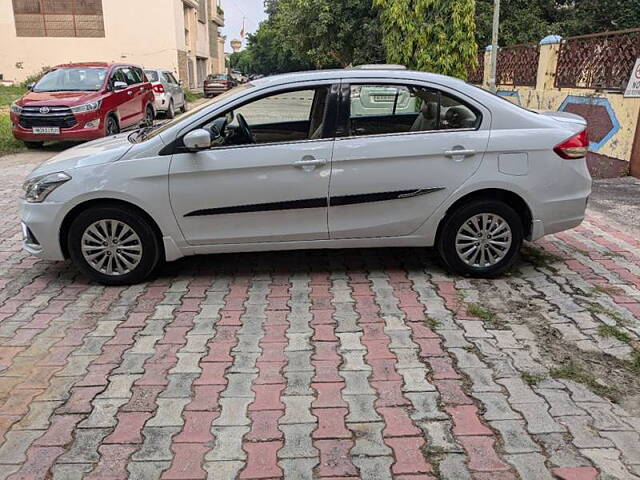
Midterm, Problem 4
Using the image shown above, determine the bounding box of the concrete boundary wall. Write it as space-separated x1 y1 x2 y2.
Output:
475 37 640 178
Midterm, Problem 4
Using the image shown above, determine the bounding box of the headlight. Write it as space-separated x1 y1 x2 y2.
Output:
22 172 71 203
10 103 22 114
70 100 101 114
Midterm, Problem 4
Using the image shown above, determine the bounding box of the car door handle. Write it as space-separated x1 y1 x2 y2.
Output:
444 148 476 161
293 158 327 169
127 91 133 96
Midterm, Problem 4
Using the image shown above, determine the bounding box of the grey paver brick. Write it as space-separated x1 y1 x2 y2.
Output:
438 453 472 480
278 424 318 458
489 420 541 453
505 452 555 480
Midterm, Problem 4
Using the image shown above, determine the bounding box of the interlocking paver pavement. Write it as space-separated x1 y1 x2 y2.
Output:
1 153 640 479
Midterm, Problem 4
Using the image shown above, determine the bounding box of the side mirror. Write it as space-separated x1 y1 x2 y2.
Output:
113 81 128 91
183 129 212 151
26 82 35 90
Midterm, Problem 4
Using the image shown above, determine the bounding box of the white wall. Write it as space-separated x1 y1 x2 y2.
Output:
0 0 182 82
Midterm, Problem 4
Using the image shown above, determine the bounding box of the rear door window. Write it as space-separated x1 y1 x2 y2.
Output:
144 70 159 82
121 67 141 85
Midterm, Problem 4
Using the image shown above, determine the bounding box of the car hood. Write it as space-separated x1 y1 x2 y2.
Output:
29 133 133 178
18 90 102 106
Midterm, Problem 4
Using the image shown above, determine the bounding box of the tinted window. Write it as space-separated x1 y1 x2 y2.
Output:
348 84 480 137
132 67 144 83
120 67 141 85
167 73 179 84
144 70 159 82
32 67 107 92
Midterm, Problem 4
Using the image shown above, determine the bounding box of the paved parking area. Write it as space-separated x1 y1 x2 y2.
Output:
0 152 639 479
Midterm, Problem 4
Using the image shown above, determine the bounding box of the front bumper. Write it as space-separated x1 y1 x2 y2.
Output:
20 200 66 261
10 111 106 142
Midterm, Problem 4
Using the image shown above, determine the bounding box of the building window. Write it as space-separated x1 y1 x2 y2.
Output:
197 0 206 23
12 0 105 38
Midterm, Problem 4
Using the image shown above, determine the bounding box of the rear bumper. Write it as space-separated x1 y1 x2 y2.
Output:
203 86 229 96
153 93 170 112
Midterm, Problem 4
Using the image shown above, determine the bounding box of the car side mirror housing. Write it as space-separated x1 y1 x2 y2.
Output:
113 81 128 91
183 129 212 151
26 82 35 90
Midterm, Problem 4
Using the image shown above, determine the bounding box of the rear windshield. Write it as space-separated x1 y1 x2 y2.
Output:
144 70 159 82
33 67 108 92
207 74 228 80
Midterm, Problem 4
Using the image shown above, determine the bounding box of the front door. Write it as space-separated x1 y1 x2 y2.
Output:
169 84 338 245
329 81 491 239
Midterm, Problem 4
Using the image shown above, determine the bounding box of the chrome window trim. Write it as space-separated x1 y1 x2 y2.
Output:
333 127 477 142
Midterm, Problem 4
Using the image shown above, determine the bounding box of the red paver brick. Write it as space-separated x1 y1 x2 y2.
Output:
312 408 351 439
158 327 191 345
429 357 462 380
312 360 344 383
262 325 288 343
240 441 283 479
552 466 599 480
55 386 104 414
369 358 402 382
186 385 224 411
415 338 445 357
174 411 218 443
75 364 117 387
163 443 209 479
385 437 432 474
312 383 347 408
250 384 285 411
254 361 286 385
104 412 153 444
121 386 165 412
446 405 492 436
372 380 411 407
434 380 473 406
193 362 231 385
34 414 83 446
379 407 421 437
219 310 242 325
310 310 336 325
313 324 338 342
246 410 284 441
7 446 65 480
201 342 235 362
459 436 511 472
313 342 340 362
406 322 438 338
315 439 358 477
361 339 395 360
259 343 287 363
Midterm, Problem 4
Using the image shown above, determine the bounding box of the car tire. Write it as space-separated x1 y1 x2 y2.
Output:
166 100 175 119
437 199 523 278
144 105 154 127
67 205 161 286
105 115 119 136
24 141 44 149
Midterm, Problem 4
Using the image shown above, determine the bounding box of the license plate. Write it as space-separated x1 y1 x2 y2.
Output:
32 127 60 135
372 95 393 102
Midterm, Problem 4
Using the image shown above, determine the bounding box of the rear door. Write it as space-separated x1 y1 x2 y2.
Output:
164 72 184 107
328 80 491 239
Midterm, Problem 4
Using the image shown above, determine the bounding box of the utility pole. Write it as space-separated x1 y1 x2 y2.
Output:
488 0 500 92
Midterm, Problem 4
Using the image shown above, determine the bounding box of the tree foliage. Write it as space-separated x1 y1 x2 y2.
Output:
475 0 640 48
374 0 477 79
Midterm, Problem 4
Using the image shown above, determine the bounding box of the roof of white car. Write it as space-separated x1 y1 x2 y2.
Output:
251 68 470 90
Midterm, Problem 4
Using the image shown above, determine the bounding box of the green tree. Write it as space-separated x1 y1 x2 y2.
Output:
275 0 384 68
375 0 478 79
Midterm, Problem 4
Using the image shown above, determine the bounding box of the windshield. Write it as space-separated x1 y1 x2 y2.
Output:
144 70 159 82
207 74 228 80
33 67 108 92
131 83 254 143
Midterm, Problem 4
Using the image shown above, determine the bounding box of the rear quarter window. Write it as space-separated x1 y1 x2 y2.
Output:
144 70 159 82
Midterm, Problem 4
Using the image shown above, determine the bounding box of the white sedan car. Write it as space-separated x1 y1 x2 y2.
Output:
20 67 591 285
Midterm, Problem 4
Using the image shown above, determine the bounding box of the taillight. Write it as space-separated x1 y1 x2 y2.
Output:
554 129 589 159
153 84 165 94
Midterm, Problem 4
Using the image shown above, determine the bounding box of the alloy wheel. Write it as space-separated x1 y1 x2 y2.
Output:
454 213 512 268
81 219 143 276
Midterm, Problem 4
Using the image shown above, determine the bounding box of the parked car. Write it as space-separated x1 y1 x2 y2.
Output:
203 74 236 97
10 63 155 148
20 67 591 285
144 69 186 119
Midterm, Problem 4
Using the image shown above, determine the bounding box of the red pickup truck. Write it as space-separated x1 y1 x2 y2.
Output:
10 62 155 148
